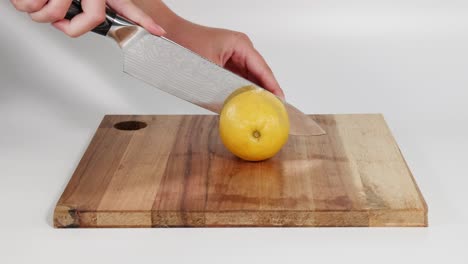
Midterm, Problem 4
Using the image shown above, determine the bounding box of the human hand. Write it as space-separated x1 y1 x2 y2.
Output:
220 29 285 99
10 0 165 37
165 23 285 98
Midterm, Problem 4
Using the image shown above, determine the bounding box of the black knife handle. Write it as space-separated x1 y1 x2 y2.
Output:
65 0 116 36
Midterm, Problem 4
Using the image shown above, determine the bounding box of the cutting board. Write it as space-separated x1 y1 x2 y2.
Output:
54 114 427 227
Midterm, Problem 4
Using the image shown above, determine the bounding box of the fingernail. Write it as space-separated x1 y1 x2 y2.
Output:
278 90 286 101
150 23 166 35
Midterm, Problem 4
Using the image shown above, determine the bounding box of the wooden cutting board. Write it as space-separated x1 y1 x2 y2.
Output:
54 114 427 227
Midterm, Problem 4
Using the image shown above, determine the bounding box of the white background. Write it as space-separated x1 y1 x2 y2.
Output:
1 0 468 263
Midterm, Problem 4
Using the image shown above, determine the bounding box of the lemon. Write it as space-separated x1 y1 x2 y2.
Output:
219 85 290 161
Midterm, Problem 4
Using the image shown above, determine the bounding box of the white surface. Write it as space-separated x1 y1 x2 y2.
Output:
1 0 468 263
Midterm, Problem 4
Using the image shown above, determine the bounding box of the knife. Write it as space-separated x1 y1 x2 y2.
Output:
66 0 326 136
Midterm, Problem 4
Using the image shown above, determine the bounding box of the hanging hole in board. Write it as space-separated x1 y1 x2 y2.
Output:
113 121 147 131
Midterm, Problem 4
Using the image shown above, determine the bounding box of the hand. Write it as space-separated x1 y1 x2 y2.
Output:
10 0 165 37
164 21 285 98
218 29 285 99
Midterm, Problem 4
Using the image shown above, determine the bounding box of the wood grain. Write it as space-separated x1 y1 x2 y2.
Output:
54 114 427 227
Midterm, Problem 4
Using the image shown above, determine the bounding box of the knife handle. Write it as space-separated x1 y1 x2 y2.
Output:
65 0 117 36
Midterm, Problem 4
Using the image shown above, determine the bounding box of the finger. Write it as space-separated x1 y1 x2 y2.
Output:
52 0 106 38
108 0 165 36
12 0 48 13
244 48 285 99
30 0 72 23
225 58 247 79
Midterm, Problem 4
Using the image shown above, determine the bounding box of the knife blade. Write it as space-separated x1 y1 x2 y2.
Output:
66 1 326 136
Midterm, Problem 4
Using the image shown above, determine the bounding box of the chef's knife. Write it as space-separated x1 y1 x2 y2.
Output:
66 0 326 135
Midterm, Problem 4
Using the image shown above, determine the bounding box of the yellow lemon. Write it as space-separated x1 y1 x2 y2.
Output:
219 85 290 161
